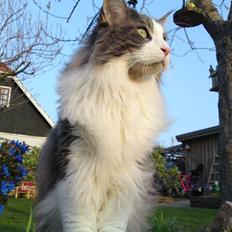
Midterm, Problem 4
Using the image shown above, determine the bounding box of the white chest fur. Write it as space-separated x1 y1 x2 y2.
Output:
58 59 166 158
57 59 166 210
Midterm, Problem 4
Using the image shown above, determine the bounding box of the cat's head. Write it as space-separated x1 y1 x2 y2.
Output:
76 0 170 81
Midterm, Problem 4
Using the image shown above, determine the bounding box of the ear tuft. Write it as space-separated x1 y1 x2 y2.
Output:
99 9 108 24
158 11 173 25
102 0 127 25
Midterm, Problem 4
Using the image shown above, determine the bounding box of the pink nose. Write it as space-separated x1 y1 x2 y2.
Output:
160 46 170 56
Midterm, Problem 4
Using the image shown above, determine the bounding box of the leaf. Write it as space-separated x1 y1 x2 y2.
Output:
26 207 33 232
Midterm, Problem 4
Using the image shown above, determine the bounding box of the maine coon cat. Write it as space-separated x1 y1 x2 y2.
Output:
35 0 170 231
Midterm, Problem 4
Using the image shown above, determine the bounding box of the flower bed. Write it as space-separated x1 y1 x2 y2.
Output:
0 139 29 214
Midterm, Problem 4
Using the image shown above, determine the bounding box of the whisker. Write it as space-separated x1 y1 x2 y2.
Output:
131 52 162 57
90 53 128 63
128 59 141 70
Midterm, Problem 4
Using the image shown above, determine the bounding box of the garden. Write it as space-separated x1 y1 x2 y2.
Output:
0 198 217 232
0 140 220 232
0 139 38 227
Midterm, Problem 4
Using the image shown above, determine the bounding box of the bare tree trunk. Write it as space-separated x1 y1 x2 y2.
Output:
216 32 232 202
174 0 232 203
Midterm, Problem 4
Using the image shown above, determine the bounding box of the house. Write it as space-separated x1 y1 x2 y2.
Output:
0 64 54 146
176 126 219 186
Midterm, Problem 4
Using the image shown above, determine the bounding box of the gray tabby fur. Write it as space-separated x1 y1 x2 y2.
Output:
35 0 170 231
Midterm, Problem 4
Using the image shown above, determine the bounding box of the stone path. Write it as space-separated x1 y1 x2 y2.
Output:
157 196 190 208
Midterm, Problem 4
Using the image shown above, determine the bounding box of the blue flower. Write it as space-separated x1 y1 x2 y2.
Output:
2 165 10 177
0 139 29 211
1 181 9 196
0 205 5 215
21 144 29 154
8 181 15 192
15 141 21 148
16 154 23 163
20 167 27 177
9 147 15 156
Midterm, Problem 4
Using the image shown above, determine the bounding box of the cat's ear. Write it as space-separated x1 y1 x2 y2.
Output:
158 11 173 25
101 0 127 25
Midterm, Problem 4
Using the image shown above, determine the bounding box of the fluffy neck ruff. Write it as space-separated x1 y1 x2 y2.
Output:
58 58 166 162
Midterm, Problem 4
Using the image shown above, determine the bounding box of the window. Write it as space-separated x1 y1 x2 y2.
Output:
0 86 11 108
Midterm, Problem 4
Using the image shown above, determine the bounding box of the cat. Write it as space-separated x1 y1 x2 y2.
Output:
35 0 170 231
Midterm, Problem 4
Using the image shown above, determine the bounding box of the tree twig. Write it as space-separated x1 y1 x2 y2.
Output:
80 11 99 44
140 0 146 12
32 0 68 20
67 0 81 23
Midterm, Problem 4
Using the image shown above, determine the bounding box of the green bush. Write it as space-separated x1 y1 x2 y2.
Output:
152 147 180 195
23 147 40 182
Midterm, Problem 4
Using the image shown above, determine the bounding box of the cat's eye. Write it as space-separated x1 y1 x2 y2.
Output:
137 28 149 39
163 34 167 41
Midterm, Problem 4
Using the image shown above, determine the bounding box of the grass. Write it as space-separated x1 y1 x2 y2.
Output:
149 212 180 232
0 198 218 232
154 207 217 232
0 198 34 232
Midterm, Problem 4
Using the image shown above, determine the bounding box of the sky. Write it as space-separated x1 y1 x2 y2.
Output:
24 0 220 147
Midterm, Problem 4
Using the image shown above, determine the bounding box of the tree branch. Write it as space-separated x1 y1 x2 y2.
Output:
194 0 224 39
67 0 81 23
32 0 68 20
228 1 232 20
195 0 223 21
0 0 66 78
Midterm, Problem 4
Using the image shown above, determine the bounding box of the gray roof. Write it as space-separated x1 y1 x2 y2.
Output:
176 126 219 142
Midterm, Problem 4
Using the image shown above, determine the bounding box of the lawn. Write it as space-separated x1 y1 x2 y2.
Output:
0 198 218 232
0 198 34 232
155 207 217 232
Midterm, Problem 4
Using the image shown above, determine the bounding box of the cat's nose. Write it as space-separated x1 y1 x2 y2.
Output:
160 46 170 56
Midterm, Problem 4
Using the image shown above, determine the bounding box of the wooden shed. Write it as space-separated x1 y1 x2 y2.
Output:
176 126 219 186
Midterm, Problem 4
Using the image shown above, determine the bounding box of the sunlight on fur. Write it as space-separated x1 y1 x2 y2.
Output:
35 0 171 231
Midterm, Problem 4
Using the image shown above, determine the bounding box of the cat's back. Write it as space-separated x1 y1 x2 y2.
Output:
36 120 77 201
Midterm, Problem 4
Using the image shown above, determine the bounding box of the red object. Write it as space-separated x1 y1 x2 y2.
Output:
15 181 35 199
178 174 192 193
